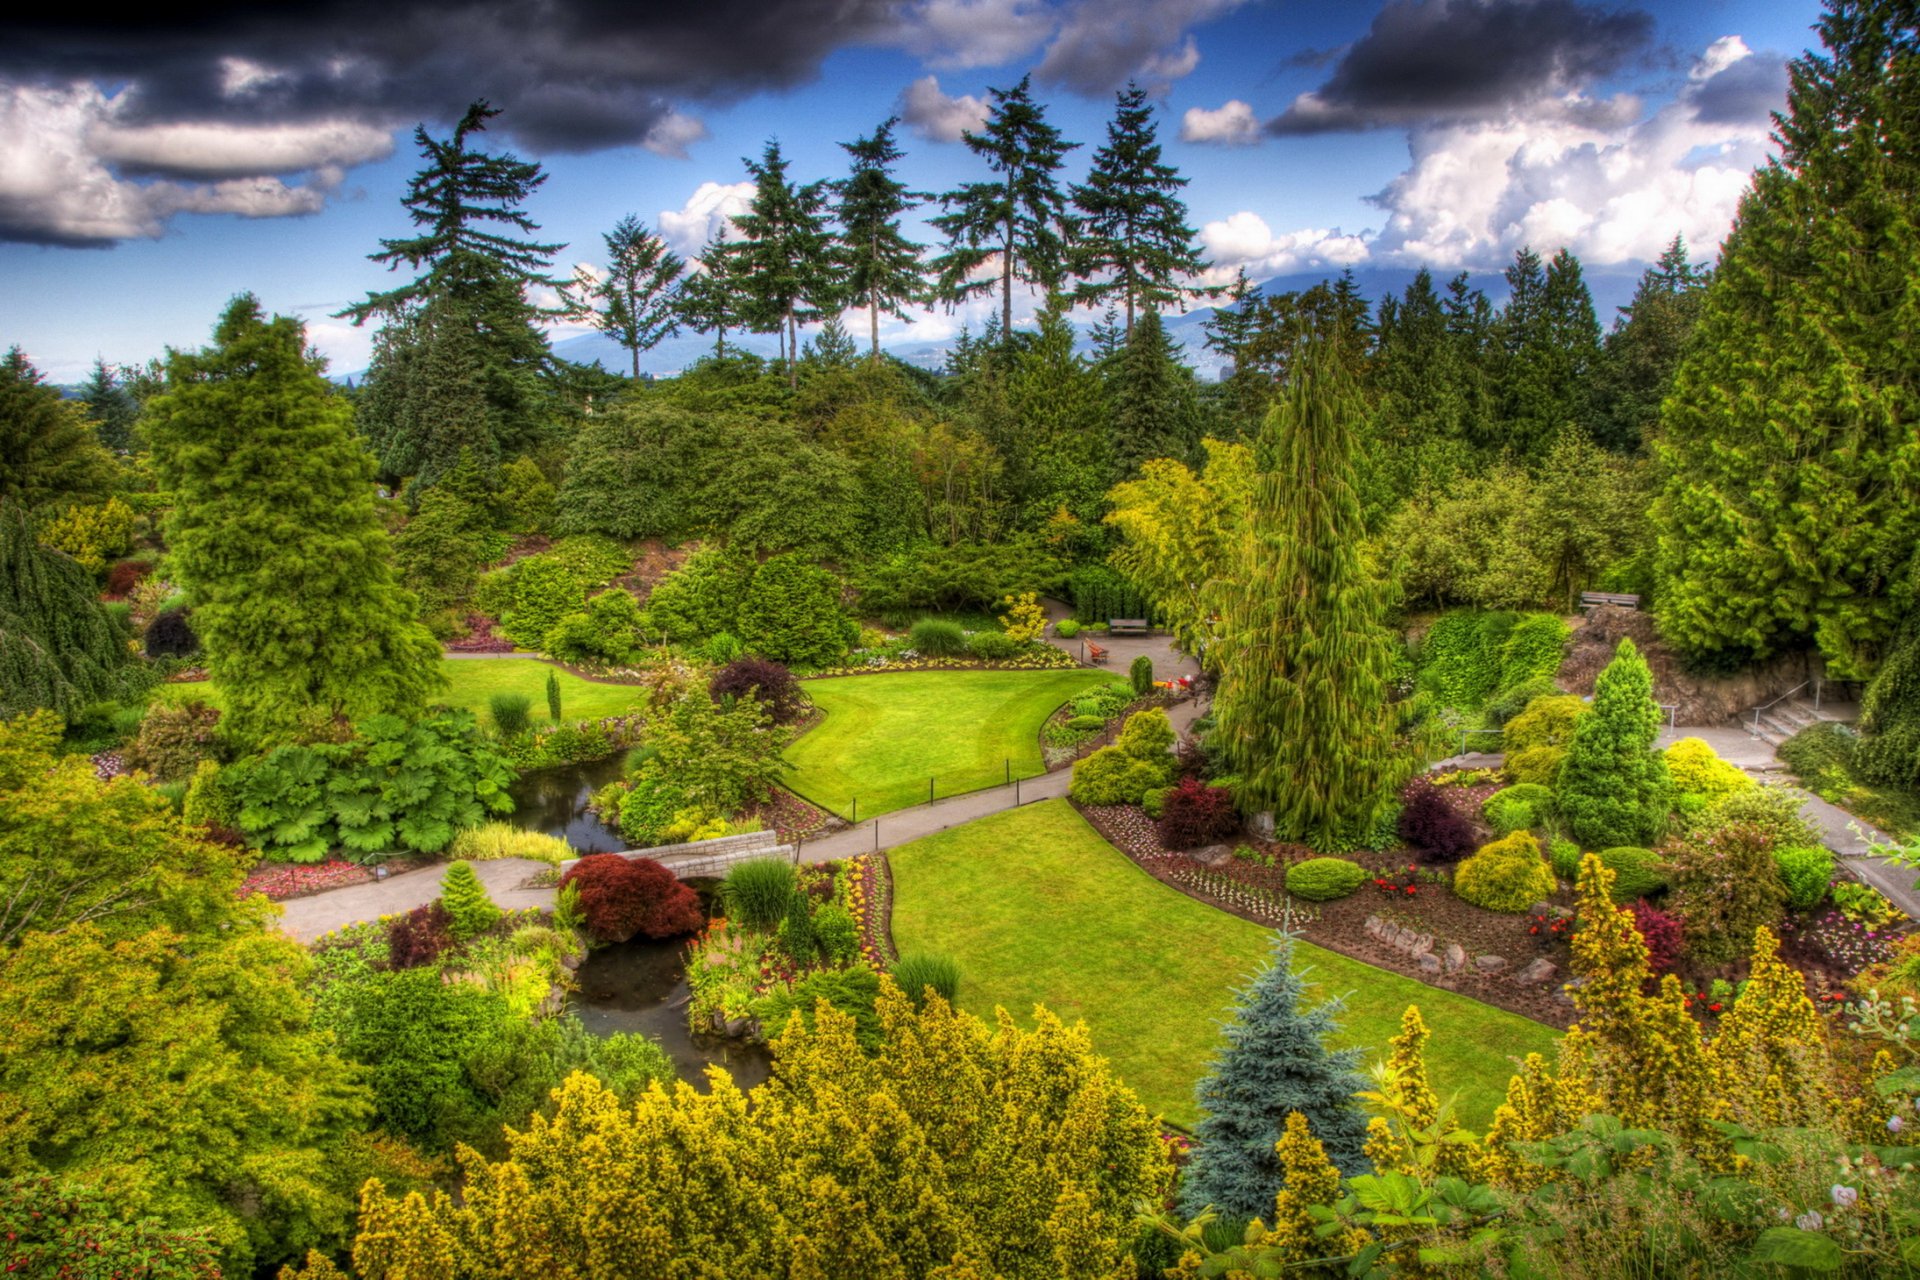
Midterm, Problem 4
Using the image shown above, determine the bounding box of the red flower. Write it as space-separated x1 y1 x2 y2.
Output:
1708 1003 1723 1013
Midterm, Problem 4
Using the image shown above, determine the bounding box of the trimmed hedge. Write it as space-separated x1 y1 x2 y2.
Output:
1285 857 1368 901
1454 832 1557 913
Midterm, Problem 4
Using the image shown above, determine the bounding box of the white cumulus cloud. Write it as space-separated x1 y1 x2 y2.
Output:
1180 99 1260 145
1198 211 1371 281
882 0 1055 69
659 180 756 257
641 109 708 159
898 75 991 143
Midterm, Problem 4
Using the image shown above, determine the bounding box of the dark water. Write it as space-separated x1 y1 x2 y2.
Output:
507 756 628 852
572 935 773 1092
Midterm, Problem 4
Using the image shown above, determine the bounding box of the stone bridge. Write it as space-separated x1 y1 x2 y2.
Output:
557 828 796 880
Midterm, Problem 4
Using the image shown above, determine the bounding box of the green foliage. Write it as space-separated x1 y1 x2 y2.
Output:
1 925 367 1275
1664 737 1753 803
1454 831 1558 912
124 699 223 783
909 617 968 656
966 629 1019 660
0 1173 222 1280
1695 784 1822 852
542 589 643 665
1069 707 1177 805
749 964 885 1048
392 488 490 632
182 758 244 832
738 553 853 668
1596 846 1667 902
1549 836 1582 881
855 539 1065 622
1484 783 1555 834
1664 824 1791 965
1504 694 1585 757
1772 845 1834 912
615 690 784 844
0 506 143 718
1859 596 1920 788
483 537 630 650
544 669 563 722
440 860 502 939
496 456 556 534
723 857 800 932
891 951 962 1009
146 297 442 743
37 496 136 574
811 901 859 965
834 119 928 362
640 545 752 643
1284 856 1368 901
488 691 532 737
0 348 116 513
1181 932 1370 1219
1055 618 1081 638
237 711 515 861
1557 639 1670 848
1130 653 1155 695
1418 610 1569 715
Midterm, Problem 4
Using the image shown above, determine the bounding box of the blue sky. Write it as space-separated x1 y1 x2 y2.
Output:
0 0 1821 381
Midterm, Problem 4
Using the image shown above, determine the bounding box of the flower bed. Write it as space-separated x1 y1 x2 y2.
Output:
807 647 1082 678
842 854 897 967
757 788 830 844
240 858 398 900
444 614 516 652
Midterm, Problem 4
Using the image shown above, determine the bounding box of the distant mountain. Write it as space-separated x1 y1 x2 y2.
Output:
479 262 1647 383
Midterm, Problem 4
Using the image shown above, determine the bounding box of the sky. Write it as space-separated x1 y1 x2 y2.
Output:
0 0 1821 382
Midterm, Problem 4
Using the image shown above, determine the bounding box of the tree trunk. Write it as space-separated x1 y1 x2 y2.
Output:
870 283 881 364
787 309 798 390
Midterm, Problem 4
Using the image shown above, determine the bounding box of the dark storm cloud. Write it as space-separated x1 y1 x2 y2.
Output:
0 0 902 156
1689 49 1790 124
1266 0 1656 135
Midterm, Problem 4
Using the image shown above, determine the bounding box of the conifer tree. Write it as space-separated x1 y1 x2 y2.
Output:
1361 269 1475 518
566 215 684 379
1590 235 1708 452
1201 269 1271 433
1108 308 1199 475
1210 333 1400 845
721 140 837 389
1002 305 1112 525
147 297 442 743
344 102 561 488
931 75 1079 337
677 234 746 359
0 505 138 717
1492 246 1601 459
1070 83 1210 334
833 118 928 363
439 859 501 940
1181 932 1370 1220
0 349 115 513
1652 0 1920 677
78 357 138 453
1555 638 1668 849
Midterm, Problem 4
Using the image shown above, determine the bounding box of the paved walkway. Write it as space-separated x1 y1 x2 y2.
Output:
277 856 555 942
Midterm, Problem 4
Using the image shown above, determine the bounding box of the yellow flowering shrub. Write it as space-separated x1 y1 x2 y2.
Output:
38 496 136 573
1663 737 1753 802
997 591 1048 643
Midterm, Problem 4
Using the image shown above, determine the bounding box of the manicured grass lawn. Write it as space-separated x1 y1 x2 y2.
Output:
888 800 1561 1129
158 658 646 724
784 669 1114 819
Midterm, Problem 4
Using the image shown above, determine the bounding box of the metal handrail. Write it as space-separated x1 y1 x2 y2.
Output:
1747 680 1811 729
1457 727 1504 756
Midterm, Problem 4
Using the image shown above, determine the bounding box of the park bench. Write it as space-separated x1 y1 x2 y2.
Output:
1085 641 1109 664
1108 618 1151 635
1579 591 1641 611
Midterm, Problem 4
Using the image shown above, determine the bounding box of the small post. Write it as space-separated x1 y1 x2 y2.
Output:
929 776 935 804
851 796 857 825
1005 758 1011 785
873 821 879 853
1015 775 1021 805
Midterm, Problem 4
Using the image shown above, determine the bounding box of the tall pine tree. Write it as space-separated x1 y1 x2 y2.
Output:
1180 932 1370 1221
78 358 138 453
1653 0 1920 677
0 349 115 513
1107 308 1199 476
1210 331 1400 846
677 233 746 359
344 101 561 489
1492 246 1601 459
1070 83 1210 335
566 215 684 380
722 140 837 389
931 75 1079 338
834 118 929 364
1591 235 1709 452
148 297 442 743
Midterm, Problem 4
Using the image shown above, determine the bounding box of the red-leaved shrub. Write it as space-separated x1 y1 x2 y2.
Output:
1156 777 1240 849
709 657 805 724
1628 898 1683 976
560 853 704 944
1397 779 1479 863
144 608 200 659
387 901 455 969
105 559 150 597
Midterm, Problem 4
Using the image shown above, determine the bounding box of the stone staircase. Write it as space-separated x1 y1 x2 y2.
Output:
1741 694 1858 749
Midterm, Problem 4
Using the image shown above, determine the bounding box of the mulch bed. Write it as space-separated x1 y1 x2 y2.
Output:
1077 800 1578 1029
752 788 832 844
239 858 423 901
444 614 515 652
1040 690 1189 770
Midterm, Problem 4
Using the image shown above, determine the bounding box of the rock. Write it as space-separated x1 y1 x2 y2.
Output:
1418 952 1442 973
1528 902 1556 919
1444 943 1467 973
1410 932 1434 956
723 1016 750 1038
1193 843 1236 867
1475 954 1508 973
1514 958 1557 987
1249 811 1276 840
1365 915 1384 939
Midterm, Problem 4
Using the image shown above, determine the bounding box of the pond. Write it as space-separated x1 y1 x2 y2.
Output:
507 755 627 853
571 932 772 1092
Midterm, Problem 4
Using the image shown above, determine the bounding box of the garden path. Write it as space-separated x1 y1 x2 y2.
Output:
1039 597 1203 684
276 857 555 942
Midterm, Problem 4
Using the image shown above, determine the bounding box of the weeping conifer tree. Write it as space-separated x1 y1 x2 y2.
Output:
0 504 138 717
1210 332 1400 847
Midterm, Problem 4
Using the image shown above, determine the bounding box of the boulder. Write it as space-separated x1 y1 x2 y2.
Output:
1514 958 1557 987
1475 954 1508 973
1417 952 1442 973
1444 943 1467 973
1192 843 1237 867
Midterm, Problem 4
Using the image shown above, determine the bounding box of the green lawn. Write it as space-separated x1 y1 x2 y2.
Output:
159 657 646 724
784 669 1114 818
888 800 1560 1129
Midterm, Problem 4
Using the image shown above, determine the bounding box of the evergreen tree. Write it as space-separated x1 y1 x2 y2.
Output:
1492 246 1601 459
930 75 1079 337
737 553 854 668
1653 0 1920 677
147 297 442 743
721 140 837 389
1210 333 1400 846
343 102 561 488
439 859 501 939
1591 235 1709 452
1556 638 1669 849
677 234 747 359
566 215 684 380
1360 269 1475 521
1201 268 1271 433
1107 308 1199 475
78 357 138 453
1070 83 1210 334
1180 932 1370 1221
1001 305 1111 526
802 314 858 368
1442 271 1497 448
0 505 138 717
833 118 929 363
0 348 115 513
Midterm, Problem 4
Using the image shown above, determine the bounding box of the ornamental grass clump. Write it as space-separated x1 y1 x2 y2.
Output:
892 952 962 1009
907 617 967 657
488 691 533 737
1453 832 1557 913
722 857 799 932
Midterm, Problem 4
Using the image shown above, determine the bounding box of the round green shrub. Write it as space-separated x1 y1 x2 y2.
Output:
1285 857 1368 901
908 617 967 656
811 903 860 965
440 859 502 940
1773 844 1835 912
1503 695 1586 755
1506 745 1568 788
967 630 1019 661
892 952 961 1009
1055 619 1081 639
1065 714 1106 732
1596 847 1666 901
1548 836 1581 881
1483 783 1554 835
1142 785 1175 819
1453 832 1557 913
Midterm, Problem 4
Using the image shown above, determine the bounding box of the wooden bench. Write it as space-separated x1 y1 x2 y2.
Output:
1085 641 1109 664
1108 618 1150 635
1579 592 1641 611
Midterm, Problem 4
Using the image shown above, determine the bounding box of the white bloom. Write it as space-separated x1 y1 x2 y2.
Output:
1795 1210 1825 1231
1830 1185 1858 1209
